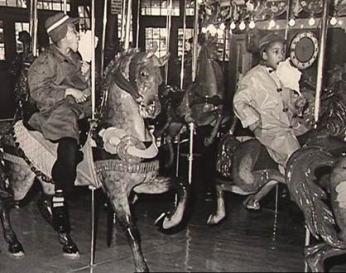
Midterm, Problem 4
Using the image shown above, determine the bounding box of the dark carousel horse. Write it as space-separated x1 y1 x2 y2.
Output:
0 43 36 257
285 68 346 272
154 34 226 172
0 48 188 272
209 67 346 271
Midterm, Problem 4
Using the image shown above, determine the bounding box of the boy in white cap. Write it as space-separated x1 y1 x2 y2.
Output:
233 33 308 171
27 12 90 253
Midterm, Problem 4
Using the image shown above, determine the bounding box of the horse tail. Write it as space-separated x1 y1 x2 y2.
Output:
286 146 346 249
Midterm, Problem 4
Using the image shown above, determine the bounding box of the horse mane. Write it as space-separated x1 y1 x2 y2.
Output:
97 49 140 122
313 65 346 136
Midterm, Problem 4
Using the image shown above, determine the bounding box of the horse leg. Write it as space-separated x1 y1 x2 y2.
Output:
305 242 346 272
207 184 225 225
102 172 149 272
134 176 188 230
0 200 24 256
243 180 278 211
7 162 35 202
0 164 24 256
164 137 174 169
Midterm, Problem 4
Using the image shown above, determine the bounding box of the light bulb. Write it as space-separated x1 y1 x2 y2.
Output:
207 24 217 36
308 17 316 26
219 23 225 30
249 20 256 29
268 19 276 29
288 18 296 27
230 21 236 30
330 16 337 26
239 21 246 30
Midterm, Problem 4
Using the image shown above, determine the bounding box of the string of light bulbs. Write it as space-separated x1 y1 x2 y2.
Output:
199 1 343 36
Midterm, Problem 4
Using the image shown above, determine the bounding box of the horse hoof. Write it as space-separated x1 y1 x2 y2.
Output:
9 242 25 257
136 264 149 273
243 196 261 211
155 211 180 229
58 233 80 259
162 214 181 229
207 213 225 225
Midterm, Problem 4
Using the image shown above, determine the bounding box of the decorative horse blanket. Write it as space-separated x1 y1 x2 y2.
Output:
3 121 101 188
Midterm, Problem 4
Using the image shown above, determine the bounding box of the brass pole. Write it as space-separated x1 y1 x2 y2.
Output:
164 0 172 84
120 0 127 45
314 0 330 125
29 0 34 46
100 0 108 77
63 0 67 14
191 0 199 82
135 0 140 48
124 0 132 49
30 0 38 56
284 0 292 40
179 0 187 89
89 0 97 269
91 0 96 120
188 0 200 186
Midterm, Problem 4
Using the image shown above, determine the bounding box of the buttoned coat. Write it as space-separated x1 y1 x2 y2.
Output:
28 45 91 143
233 64 308 167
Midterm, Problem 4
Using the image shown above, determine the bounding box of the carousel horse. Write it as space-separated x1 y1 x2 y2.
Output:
0 48 188 272
285 68 346 272
208 70 346 271
208 80 346 224
154 35 225 169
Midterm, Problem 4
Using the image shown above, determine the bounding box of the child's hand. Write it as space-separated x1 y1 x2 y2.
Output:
294 95 307 117
65 88 88 103
81 61 90 79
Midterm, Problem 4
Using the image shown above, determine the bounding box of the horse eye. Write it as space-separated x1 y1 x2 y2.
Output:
140 71 148 77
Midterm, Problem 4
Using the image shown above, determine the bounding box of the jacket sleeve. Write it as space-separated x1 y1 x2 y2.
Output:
233 78 260 128
28 54 66 108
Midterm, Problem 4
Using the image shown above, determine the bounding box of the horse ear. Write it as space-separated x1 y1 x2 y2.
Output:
158 53 170 67
146 41 159 59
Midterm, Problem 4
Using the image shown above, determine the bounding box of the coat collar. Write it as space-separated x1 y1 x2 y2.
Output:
49 45 80 67
259 64 275 74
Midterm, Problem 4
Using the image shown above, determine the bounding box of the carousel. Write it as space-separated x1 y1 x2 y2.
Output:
0 0 346 272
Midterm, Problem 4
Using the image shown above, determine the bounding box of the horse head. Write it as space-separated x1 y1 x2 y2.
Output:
181 36 224 128
108 48 168 117
97 49 169 160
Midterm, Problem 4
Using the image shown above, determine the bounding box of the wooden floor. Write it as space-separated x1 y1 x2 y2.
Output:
1 122 346 272
1 185 346 273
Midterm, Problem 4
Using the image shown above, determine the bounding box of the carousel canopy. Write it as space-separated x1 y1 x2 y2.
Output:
198 0 346 28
